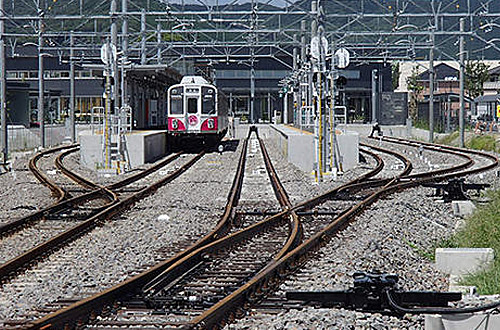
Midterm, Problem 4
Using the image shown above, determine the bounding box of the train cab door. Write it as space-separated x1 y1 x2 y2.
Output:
186 96 201 132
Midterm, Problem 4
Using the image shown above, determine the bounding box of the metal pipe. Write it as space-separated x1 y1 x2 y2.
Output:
141 9 146 65
157 22 162 64
38 1 45 148
459 18 465 148
429 31 434 143
0 0 6 163
111 0 118 110
70 32 75 143
121 0 128 107
371 69 377 123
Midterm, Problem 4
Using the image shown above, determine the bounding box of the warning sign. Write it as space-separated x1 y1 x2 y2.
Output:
497 104 500 118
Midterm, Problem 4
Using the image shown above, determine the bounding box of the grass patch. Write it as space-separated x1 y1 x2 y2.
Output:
466 135 498 153
403 238 436 261
436 131 459 146
440 190 500 294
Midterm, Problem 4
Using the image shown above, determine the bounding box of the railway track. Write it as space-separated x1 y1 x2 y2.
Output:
0 146 205 286
12 128 386 329
7 133 498 330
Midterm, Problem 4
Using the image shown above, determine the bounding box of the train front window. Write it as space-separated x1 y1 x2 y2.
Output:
170 96 183 115
187 98 198 114
202 87 215 114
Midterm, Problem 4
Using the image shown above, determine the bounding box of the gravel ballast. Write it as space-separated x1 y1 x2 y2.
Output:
0 141 244 322
227 138 500 329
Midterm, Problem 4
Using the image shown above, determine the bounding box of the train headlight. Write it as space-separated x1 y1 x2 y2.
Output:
208 119 215 129
172 119 178 129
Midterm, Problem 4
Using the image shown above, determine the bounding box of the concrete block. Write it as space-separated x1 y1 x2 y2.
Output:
79 130 167 170
426 313 500 330
435 248 494 276
452 200 477 217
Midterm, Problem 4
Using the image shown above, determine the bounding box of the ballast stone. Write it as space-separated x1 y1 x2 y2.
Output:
451 200 476 217
435 248 494 276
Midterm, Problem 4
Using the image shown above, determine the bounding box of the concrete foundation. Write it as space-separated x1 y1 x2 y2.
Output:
435 248 494 277
426 313 500 330
345 123 448 141
79 130 167 170
452 200 477 217
234 123 359 174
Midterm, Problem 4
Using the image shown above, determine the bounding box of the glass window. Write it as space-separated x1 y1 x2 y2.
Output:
170 96 183 115
202 87 215 114
188 98 198 114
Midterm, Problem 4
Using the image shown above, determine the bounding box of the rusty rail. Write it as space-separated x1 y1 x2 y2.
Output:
0 151 202 285
185 137 497 329
28 145 77 202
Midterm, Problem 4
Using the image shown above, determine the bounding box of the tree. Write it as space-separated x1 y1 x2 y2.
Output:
406 66 424 120
391 62 400 90
465 60 490 99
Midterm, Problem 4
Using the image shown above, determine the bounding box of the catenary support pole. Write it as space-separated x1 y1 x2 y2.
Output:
371 69 377 124
429 30 435 143
141 9 146 65
459 18 465 148
0 0 7 163
38 0 45 148
70 32 76 143
121 0 128 107
111 0 118 110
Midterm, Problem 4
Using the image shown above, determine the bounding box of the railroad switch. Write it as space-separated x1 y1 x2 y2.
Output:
423 178 490 202
286 271 461 314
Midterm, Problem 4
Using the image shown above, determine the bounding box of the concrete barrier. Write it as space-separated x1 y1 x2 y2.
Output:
426 312 500 330
79 130 167 170
451 200 477 217
435 248 494 276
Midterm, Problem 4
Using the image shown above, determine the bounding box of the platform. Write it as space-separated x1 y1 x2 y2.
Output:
79 130 167 170
234 124 359 174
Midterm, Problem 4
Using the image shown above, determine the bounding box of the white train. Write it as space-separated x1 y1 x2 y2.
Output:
167 76 228 145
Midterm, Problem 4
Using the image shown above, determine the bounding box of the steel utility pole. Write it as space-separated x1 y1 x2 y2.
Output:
429 30 435 143
38 0 45 148
140 9 146 65
70 32 76 143
0 0 7 164
111 0 118 110
121 0 128 107
459 18 465 148
371 69 377 123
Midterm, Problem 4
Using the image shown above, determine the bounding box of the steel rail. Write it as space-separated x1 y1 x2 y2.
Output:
143 132 251 293
256 130 302 262
54 147 102 191
380 136 499 172
28 144 77 202
364 140 475 180
186 138 497 329
0 151 201 284
24 142 383 329
0 151 183 239
23 141 386 329
24 134 251 329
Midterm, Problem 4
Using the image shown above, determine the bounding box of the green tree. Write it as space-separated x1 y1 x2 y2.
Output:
465 60 490 99
406 66 424 120
391 62 400 90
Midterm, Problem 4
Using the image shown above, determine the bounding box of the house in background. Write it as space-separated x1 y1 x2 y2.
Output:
416 63 473 132
474 65 500 122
